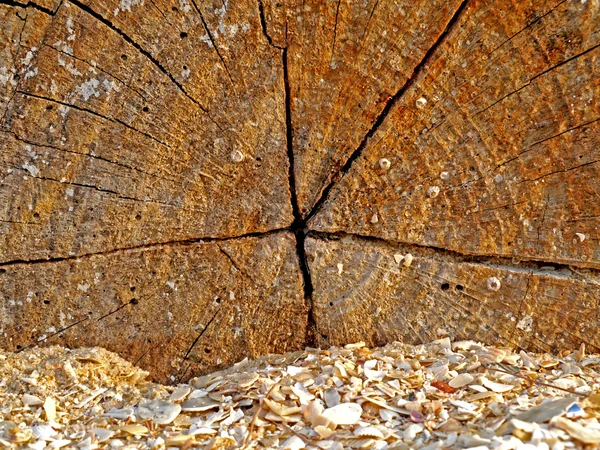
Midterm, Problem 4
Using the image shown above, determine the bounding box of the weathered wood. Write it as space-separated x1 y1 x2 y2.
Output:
306 235 600 354
0 232 306 383
1 0 599 380
1 0 292 262
263 0 466 216
310 0 600 267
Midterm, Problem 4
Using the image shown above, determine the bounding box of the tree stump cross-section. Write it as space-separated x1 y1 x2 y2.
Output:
0 0 599 382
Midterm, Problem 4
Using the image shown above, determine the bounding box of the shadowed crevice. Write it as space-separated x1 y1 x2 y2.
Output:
0 0 56 15
0 228 289 267
68 0 209 113
308 230 600 278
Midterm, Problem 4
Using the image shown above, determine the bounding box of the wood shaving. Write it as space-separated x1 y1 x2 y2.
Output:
1 340 600 449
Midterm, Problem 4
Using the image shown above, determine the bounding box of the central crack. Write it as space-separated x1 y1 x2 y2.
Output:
282 47 316 346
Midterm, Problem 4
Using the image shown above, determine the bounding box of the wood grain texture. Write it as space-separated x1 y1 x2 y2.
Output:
306 235 600 354
310 0 600 267
1 0 292 262
0 232 306 383
1 0 599 379
263 0 466 216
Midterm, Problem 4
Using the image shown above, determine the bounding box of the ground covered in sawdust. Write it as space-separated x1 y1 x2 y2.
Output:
1 340 600 449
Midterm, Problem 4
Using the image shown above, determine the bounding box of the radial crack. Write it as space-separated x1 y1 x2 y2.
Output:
305 0 471 222
0 228 289 267
0 0 56 15
68 0 209 113
190 0 234 84
16 90 170 147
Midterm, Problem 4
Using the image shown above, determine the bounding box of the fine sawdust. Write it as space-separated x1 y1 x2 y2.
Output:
1 339 600 449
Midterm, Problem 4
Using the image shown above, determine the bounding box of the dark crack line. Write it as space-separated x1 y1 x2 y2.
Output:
305 0 470 223
257 0 285 49
512 272 533 344
217 245 258 287
177 308 221 382
309 230 600 277
281 45 315 345
16 90 170 148
95 298 137 322
472 42 600 119
4 129 175 183
0 228 289 267
190 0 234 84
487 0 567 58
15 316 89 353
68 0 209 113
0 0 56 15
11 166 177 207
43 42 150 102
517 158 600 184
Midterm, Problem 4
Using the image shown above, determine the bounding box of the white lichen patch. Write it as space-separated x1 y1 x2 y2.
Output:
199 34 215 48
20 48 37 67
75 79 101 101
75 78 120 101
178 0 191 12
115 0 144 15
516 314 533 332
77 284 90 292
0 66 14 86
575 233 586 243
58 56 82 77
22 163 39 177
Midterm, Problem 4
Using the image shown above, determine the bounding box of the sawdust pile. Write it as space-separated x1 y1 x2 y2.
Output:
2 339 600 449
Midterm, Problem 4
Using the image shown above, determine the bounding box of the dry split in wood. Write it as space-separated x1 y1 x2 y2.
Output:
0 0 599 381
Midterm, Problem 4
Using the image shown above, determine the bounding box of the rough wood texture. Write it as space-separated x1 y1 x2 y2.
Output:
0 232 306 383
1 0 599 379
306 235 600 354
310 0 600 267
1 0 292 262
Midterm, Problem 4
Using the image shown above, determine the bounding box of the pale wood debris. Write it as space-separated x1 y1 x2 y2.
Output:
1 341 600 449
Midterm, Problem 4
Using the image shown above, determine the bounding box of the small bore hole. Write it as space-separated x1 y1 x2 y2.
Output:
171 6 178 12
441 283 450 291
456 284 464 291
121 54 128 61
43 299 50 305
329 301 334 307
135 213 142 220
204 348 211 354
130 298 139 305
180 31 188 39
215 298 221 304
130 286 136 292
142 106 149 113
46 105 53 111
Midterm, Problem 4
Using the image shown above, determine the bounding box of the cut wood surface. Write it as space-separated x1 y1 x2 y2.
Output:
1 0 599 380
